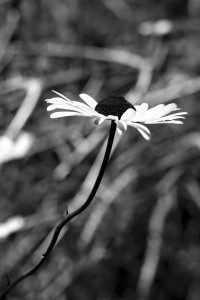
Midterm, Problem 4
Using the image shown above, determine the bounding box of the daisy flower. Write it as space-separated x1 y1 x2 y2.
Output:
46 92 187 140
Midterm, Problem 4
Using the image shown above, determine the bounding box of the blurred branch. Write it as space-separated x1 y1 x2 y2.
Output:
82 75 104 98
43 68 90 90
79 167 136 248
142 76 200 105
0 216 25 240
125 62 153 103
0 78 42 166
40 243 106 299
136 192 175 300
5 78 42 139
0 10 19 73
102 0 133 20
23 42 192 105
0 68 89 95
19 42 153 101
186 178 200 210
188 0 200 17
22 42 148 70
54 129 105 179
136 169 183 300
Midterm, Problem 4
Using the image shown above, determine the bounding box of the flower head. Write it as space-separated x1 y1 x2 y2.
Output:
46 92 187 140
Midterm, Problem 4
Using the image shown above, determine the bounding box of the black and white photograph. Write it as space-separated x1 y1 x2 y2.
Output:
0 0 199 299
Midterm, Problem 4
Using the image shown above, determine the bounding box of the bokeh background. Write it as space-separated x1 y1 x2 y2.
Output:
0 0 199 299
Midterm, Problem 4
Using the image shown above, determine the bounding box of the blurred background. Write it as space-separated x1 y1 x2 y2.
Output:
0 0 199 299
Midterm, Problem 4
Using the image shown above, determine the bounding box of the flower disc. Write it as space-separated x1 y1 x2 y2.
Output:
95 96 135 119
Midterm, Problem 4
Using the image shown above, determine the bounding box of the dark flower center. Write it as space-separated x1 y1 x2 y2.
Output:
95 96 135 119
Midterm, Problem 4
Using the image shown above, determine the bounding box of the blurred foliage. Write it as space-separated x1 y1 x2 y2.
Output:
0 0 200 300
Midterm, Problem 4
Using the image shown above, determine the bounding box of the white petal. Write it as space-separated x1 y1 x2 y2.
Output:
117 127 123 135
143 104 165 119
79 93 98 109
49 92 98 115
156 103 178 117
134 102 187 124
159 120 184 124
128 122 151 140
137 129 151 140
146 105 179 120
46 98 97 115
46 97 69 105
52 90 71 101
50 111 89 118
107 115 119 121
155 112 187 121
155 115 185 121
128 122 150 134
121 121 128 131
133 103 149 122
93 116 106 126
145 112 187 123
134 103 149 113
47 104 85 113
115 120 127 135
121 108 136 121
68 101 95 112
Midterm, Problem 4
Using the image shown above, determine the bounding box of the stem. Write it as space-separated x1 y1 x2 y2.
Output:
0 121 116 299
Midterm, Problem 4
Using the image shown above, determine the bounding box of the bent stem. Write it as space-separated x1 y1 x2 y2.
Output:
0 120 116 300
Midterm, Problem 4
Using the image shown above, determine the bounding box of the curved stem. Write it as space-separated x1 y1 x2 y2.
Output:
0 121 116 299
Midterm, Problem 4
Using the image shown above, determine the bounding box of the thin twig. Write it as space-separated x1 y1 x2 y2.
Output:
0 121 116 299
